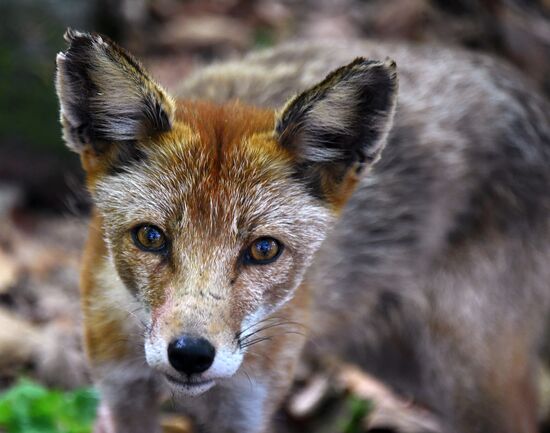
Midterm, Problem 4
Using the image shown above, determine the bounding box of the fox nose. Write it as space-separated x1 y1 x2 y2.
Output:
167 335 216 375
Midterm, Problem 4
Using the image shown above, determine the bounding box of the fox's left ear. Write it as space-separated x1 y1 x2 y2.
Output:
276 58 397 203
56 29 175 162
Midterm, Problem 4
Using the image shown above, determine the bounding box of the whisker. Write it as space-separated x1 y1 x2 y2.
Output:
240 328 309 350
239 320 305 343
235 315 295 338
240 336 272 349
236 317 274 339
241 368 254 389
114 303 152 336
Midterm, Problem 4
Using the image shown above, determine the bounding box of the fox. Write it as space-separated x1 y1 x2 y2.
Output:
55 29 550 433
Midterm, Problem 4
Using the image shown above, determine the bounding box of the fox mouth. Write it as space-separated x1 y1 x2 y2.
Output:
164 374 216 395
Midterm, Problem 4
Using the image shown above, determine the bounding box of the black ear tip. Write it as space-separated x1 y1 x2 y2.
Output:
384 57 397 71
64 28 84 43
63 28 103 50
364 58 399 89
349 57 370 70
350 57 397 76
384 59 398 89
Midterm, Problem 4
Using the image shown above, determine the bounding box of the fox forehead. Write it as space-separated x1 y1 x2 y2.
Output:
94 100 329 239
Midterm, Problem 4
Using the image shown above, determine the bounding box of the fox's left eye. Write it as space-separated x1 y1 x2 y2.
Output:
132 224 167 252
245 237 283 265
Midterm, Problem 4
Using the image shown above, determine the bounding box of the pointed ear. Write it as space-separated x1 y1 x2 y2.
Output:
55 29 175 158
275 58 397 202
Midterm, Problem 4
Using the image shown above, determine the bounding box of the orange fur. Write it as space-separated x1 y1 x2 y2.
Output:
81 212 136 364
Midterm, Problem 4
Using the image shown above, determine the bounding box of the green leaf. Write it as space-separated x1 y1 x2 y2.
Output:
0 378 99 433
338 395 373 433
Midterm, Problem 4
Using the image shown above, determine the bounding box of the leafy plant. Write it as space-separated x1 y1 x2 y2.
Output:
0 379 98 433
339 395 373 433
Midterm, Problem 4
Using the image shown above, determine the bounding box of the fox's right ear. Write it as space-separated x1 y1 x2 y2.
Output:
276 58 397 207
55 29 175 165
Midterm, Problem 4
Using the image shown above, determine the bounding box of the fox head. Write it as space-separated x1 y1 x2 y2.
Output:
56 30 397 395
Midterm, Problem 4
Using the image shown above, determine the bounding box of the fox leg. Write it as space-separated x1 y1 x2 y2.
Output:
92 361 162 433
83 298 163 433
425 304 539 433
457 335 538 433
83 292 163 433
85 304 164 433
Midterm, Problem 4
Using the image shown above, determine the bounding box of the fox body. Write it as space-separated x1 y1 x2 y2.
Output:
56 31 550 433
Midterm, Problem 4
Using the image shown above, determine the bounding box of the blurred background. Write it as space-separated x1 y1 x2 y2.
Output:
0 1 549 432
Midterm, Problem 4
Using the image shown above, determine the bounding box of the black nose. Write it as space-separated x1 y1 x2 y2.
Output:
167 335 216 375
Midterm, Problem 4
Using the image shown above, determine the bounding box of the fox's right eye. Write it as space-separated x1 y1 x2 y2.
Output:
132 224 167 252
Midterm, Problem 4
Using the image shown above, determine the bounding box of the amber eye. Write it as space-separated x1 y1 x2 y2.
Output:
132 224 167 252
245 237 282 265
